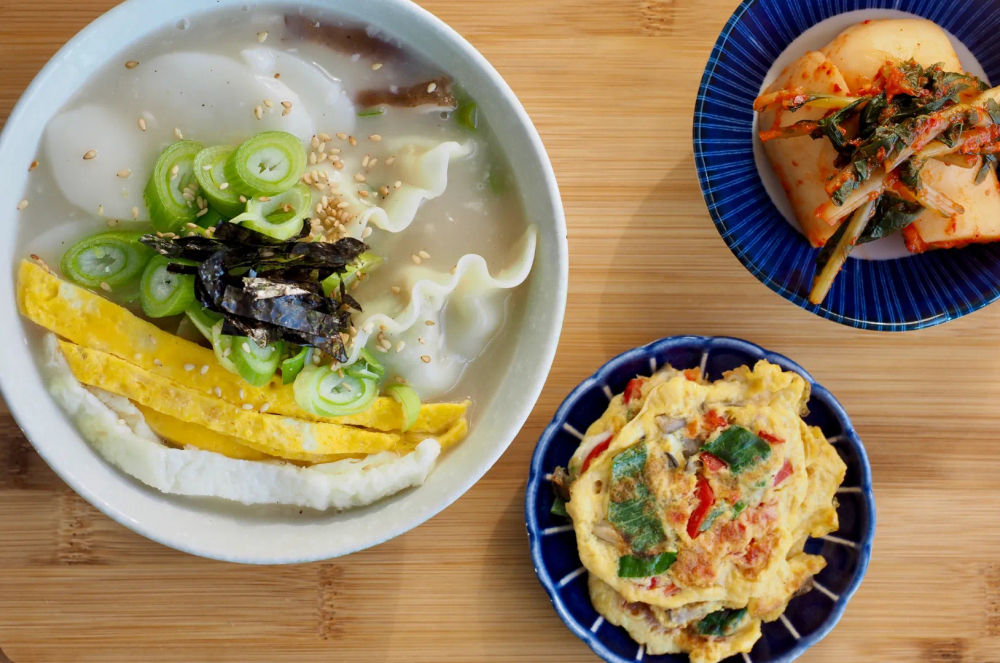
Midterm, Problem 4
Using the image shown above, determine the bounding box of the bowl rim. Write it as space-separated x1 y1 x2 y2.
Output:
0 0 568 563
525 335 875 663
691 0 1000 332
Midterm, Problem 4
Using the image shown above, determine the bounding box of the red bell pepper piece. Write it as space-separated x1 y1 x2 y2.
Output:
703 409 727 432
700 451 726 472
581 438 612 473
773 459 793 486
687 477 715 539
759 431 785 445
623 378 645 405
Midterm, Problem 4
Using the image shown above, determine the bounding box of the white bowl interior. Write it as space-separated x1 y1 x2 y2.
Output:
0 0 567 562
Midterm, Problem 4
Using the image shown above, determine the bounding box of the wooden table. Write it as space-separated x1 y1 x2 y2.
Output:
1 1 997 661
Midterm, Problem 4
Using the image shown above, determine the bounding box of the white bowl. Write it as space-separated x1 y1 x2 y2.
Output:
0 0 567 563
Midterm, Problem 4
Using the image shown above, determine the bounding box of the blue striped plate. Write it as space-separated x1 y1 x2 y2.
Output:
693 0 1000 331
526 336 875 663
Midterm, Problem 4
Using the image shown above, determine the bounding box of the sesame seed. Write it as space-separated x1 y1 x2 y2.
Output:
358 190 369 198
239 389 245 400
362 226 373 238
361 155 370 168
319 133 332 142
309 152 318 165
82 149 97 160
334 161 344 170
170 164 179 179
336 132 348 140
425 320 435 326
173 127 183 140
260 402 271 413
273 72 281 79
354 173 366 183
125 60 139 69
427 82 437 93
281 100 292 109
393 180 402 189
385 156 396 165
391 286 401 294
97 204 104 216
420 355 431 363
184 364 195 371
418 250 431 260
257 30 268 42
131 207 139 220
254 105 263 120
196 207 209 217
106 218 119 227
16 199 28 211
371 62 383 70
336 201 350 209
221 347 230 357
282 107 292 117
138 117 147 131
200 365 210 375
97 280 110 292
258 196 271 202
348 136 357 146
29 160 38 172
263 99 273 108
241 342 251 352
219 182 229 190
242 403 254 410
395 341 406 352
239 195 247 203
369 134 382 142
117 169 132 178
153 358 163 367
411 254 422 264
214 387 223 398
378 185 389 197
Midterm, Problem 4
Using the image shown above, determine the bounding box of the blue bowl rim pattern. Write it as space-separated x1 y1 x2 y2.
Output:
692 0 1000 332
525 335 876 663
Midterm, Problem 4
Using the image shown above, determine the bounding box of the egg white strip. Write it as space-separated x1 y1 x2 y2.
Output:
820 534 858 549
589 616 604 633
557 565 586 588
561 423 585 440
541 524 574 536
779 614 802 640
811 580 840 602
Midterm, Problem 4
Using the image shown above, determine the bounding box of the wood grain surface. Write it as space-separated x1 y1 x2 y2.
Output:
1 1 998 661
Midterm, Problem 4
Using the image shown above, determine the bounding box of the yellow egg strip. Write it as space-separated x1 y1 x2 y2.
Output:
400 416 469 454
58 340 399 460
18 259 468 432
137 405 275 462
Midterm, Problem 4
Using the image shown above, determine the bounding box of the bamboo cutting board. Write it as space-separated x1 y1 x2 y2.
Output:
1 1 998 661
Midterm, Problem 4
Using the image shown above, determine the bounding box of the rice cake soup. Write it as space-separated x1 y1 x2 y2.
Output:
15 7 535 510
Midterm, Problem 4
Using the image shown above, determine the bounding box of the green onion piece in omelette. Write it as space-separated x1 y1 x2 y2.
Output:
550 496 568 518
700 426 771 474
224 130 306 197
617 552 677 578
144 140 204 232
607 444 666 554
385 383 421 432
193 145 244 216
60 230 153 289
696 608 748 637
138 255 196 318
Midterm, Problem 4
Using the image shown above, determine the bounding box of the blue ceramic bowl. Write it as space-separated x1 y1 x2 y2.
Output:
693 0 1000 331
526 336 875 663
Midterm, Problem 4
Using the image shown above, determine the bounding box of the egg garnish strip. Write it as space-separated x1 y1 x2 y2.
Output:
18 260 468 434
561 361 846 663
57 340 400 460
137 405 276 462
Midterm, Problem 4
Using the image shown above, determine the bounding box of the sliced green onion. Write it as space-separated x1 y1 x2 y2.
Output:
321 251 384 295
224 131 306 197
210 321 239 374
700 426 771 475
185 305 221 342
384 383 420 431
617 552 677 578
196 206 225 229
230 182 312 240
280 347 310 385
139 255 196 318
358 107 385 117
346 348 385 380
193 145 244 216
231 337 283 387
455 98 479 130
144 140 204 232
60 231 153 289
293 363 379 417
